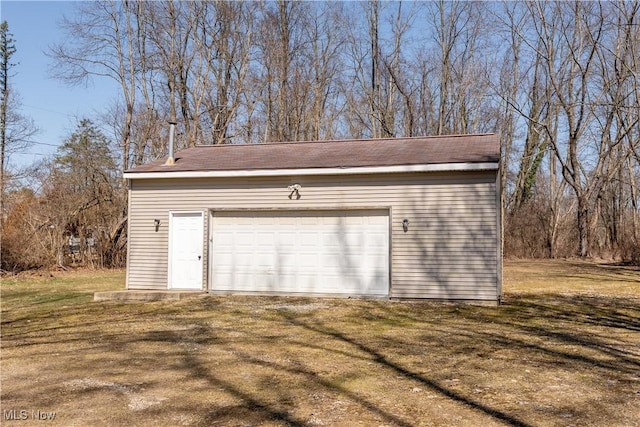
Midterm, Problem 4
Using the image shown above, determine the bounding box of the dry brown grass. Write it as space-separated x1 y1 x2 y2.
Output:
1 261 639 426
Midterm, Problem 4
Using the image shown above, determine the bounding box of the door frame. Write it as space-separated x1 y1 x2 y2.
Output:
168 210 205 290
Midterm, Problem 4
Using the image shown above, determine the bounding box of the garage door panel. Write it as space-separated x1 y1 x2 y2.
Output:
255 253 275 267
214 232 234 246
212 210 389 296
300 233 319 246
215 253 234 266
368 254 387 266
234 252 255 267
278 232 297 246
257 232 276 246
299 254 318 268
369 231 387 241
321 235 341 247
235 232 255 246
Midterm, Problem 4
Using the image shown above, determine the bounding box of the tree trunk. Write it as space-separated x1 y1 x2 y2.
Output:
577 194 590 257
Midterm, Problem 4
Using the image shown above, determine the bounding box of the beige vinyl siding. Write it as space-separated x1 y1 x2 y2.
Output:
391 182 497 299
126 171 499 300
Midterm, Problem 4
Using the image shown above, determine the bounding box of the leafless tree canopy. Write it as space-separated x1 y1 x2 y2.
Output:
1 1 639 270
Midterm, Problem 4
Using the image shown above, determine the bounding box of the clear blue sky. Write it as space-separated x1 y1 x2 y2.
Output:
1 0 118 169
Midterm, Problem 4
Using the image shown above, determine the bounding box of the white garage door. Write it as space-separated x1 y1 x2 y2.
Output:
211 210 389 296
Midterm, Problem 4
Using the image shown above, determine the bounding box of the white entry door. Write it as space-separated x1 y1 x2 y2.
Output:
211 210 389 296
169 212 204 289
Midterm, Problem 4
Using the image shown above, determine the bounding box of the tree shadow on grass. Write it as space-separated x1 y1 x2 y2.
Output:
371 293 640 374
135 325 310 427
131 314 414 426
127 308 529 426
227 346 415 427
277 311 534 427
4 292 639 426
182 348 308 427
117 294 637 426
547 261 640 282
504 294 640 332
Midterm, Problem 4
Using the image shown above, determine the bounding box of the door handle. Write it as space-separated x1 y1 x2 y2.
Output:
198 255 202 260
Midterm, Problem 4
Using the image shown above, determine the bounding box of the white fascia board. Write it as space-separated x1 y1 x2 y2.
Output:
123 162 498 180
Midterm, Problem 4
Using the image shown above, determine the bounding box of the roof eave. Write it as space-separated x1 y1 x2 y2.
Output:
123 162 499 180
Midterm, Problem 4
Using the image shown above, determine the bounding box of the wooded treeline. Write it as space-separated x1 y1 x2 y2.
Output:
1 0 639 271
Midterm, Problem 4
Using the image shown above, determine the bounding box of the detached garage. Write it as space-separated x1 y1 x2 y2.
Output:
123 134 502 302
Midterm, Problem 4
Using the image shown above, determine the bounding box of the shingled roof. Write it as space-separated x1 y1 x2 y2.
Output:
125 134 499 175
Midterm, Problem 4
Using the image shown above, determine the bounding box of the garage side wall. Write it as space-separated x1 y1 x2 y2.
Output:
126 171 499 300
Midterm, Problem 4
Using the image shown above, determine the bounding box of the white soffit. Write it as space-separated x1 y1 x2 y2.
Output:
123 162 499 180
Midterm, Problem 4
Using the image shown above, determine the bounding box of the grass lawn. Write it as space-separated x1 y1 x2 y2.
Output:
1 260 639 426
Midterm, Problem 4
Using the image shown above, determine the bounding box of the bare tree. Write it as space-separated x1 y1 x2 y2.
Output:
49 0 139 171
590 0 640 258
303 3 346 140
0 21 36 237
0 21 15 214
198 1 256 145
520 1 605 257
256 0 306 142
28 0 639 267
343 1 417 138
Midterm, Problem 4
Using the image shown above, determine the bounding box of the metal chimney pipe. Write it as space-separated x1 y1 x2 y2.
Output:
165 121 177 166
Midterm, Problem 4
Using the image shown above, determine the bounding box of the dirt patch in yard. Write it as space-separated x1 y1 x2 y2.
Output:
1 262 639 426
